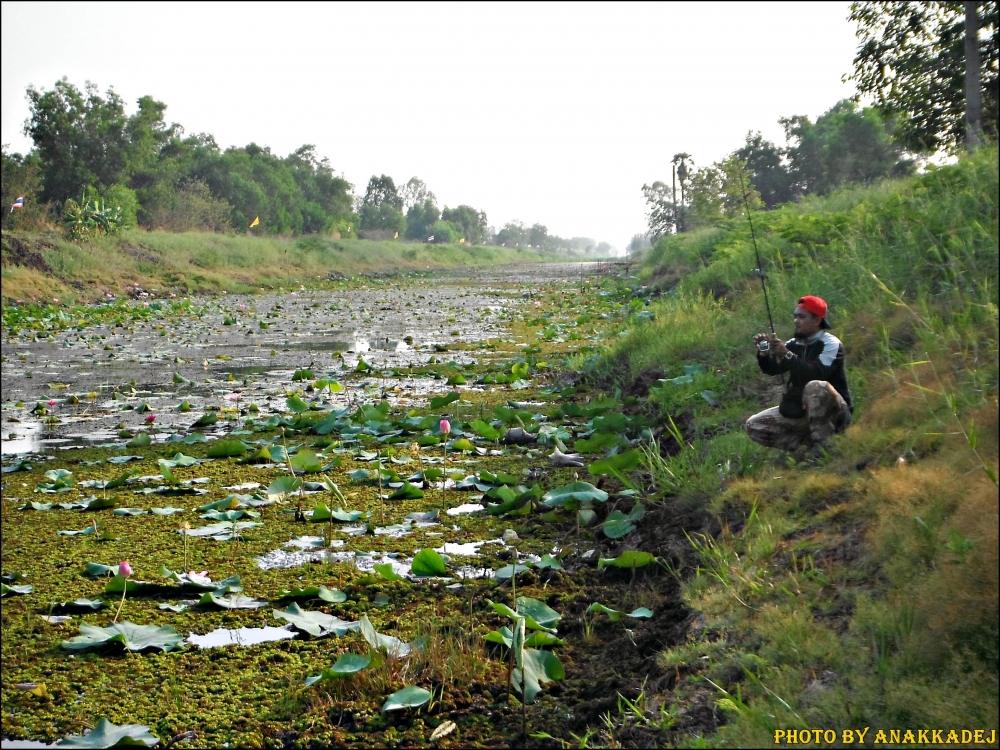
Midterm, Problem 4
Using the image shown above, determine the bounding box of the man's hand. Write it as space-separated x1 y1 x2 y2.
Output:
753 333 786 357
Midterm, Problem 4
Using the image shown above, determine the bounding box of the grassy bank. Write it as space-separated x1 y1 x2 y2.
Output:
574 146 998 744
0 230 546 304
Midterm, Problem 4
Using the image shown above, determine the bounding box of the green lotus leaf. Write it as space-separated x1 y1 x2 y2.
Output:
597 550 656 570
573 431 622 454
411 548 448 577
305 652 373 686
272 603 359 638
278 585 347 603
469 419 502 441
58 525 98 537
206 439 249 458
541 481 609 508
106 455 144 464
494 563 532 580
197 592 268 609
200 509 260 522
451 437 476 452
192 411 219 427
113 507 148 517
487 599 557 633
388 482 424 500
160 452 201 467
535 554 564 570
125 432 152 448
1 583 33 596
150 507 185 516
601 511 635 539
360 613 411 657
291 368 315 382
588 449 641 476
265 476 302 497
60 621 185 653
290 449 323 473
83 562 120 578
429 391 460 409
512 647 564 704
382 685 432 712
373 563 405 581
54 717 159 748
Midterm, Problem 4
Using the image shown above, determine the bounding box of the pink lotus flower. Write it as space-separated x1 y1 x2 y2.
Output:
47 399 57 407
145 414 156 424
118 560 132 578
439 419 451 435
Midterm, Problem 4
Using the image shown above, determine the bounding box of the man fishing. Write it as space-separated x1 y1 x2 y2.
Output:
745 295 853 453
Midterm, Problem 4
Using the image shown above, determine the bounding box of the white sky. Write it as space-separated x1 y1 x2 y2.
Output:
2 1 861 252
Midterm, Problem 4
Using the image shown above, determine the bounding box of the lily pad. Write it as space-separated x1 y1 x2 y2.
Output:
1 583 33 596
305 653 372 686
54 717 159 748
411 548 448 577
382 685 432 712
277 585 347 604
597 550 656 570
197 591 268 609
541 481 608 508
586 602 654 621
272 603 359 638
60 621 185 652
359 613 411 658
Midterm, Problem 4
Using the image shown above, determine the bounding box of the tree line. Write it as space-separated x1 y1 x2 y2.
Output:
637 1 997 248
0 82 610 255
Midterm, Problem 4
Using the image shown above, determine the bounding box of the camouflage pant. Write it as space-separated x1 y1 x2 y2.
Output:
745 380 851 452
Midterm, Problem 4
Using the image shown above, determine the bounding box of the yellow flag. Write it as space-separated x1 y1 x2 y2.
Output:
249 216 260 228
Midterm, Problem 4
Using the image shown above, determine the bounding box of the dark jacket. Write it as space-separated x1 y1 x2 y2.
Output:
757 330 852 418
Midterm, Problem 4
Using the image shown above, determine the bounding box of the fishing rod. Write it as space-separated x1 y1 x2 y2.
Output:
737 165 778 351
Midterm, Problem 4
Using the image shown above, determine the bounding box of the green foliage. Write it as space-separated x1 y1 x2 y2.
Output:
847 1 999 153
63 190 126 240
781 99 914 197
55 717 159 748
60 622 185 653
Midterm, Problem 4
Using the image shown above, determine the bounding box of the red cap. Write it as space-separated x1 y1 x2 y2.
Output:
798 295 831 328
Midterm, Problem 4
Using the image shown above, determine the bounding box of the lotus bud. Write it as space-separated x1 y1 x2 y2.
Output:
118 560 132 578
439 419 451 436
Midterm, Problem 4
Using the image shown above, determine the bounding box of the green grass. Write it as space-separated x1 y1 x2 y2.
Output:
0 230 547 304
578 146 999 743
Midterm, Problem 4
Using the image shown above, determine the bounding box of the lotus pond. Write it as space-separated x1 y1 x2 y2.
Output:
1 263 692 749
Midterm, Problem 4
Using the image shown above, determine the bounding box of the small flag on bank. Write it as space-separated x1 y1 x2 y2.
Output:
10 196 24 213
249 215 260 229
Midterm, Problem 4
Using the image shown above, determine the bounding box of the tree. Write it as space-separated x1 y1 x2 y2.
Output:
441 205 488 244
25 79 132 203
528 223 549 249
495 221 527 247
781 99 914 197
405 198 440 240
429 219 459 244
847 1 998 153
734 132 794 208
627 233 651 256
359 175 404 233
1 147 47 229
641 181 677 241
400 177 436 212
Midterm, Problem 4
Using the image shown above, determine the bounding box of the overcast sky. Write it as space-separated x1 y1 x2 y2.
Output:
2 1 861 251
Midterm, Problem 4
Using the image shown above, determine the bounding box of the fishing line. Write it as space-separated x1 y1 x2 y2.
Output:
737 166 776 335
